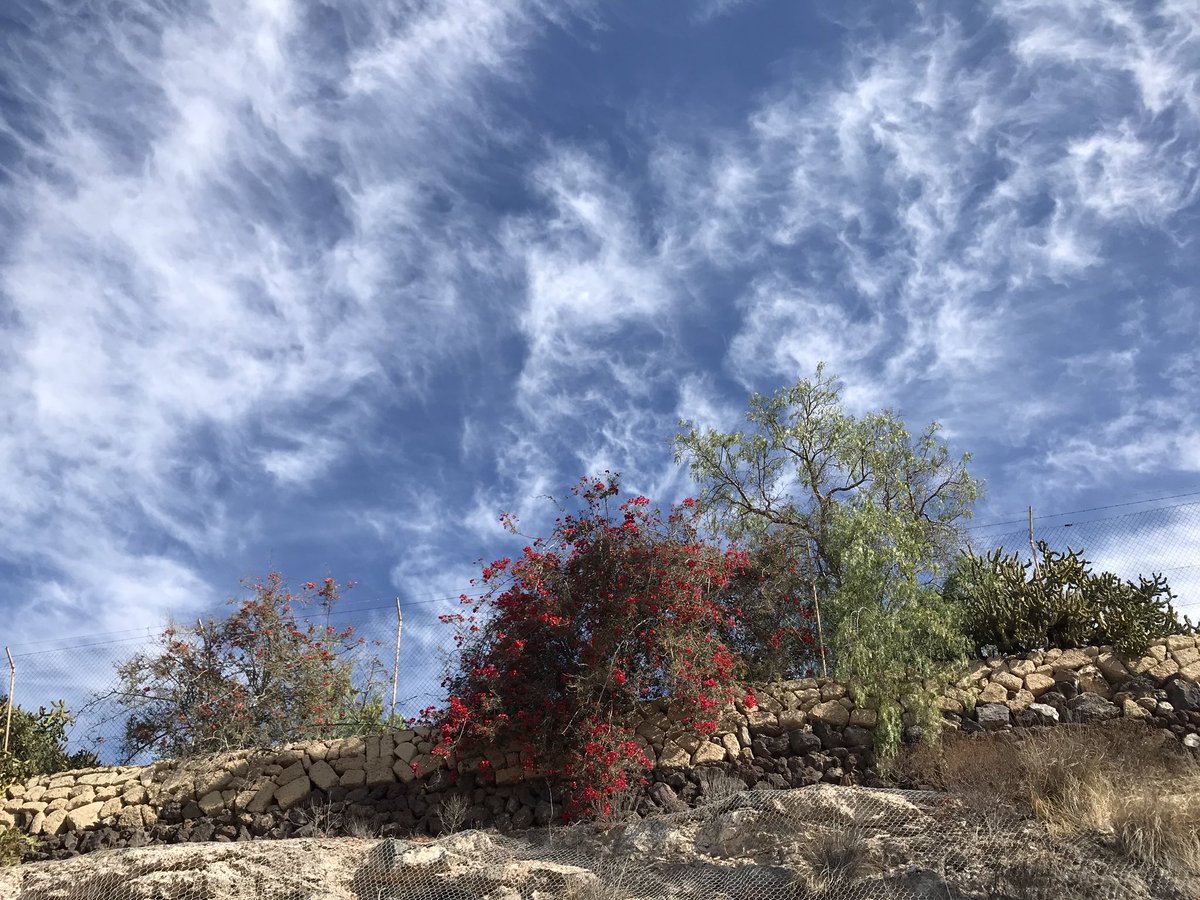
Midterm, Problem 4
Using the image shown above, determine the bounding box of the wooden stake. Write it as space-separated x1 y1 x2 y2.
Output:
391 598 403 724
1029 506 1040 574
3 648 14 755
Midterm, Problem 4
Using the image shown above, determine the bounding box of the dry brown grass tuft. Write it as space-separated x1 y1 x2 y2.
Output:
899 722 1200 879
797 825 876 893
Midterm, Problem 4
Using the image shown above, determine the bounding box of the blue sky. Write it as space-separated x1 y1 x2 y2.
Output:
2 0 1199 714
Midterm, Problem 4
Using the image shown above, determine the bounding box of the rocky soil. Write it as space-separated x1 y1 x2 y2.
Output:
2 784 1195 900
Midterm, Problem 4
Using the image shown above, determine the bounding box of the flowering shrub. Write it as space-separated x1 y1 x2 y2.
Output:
714 532 823 681
111 573 387 761
431 475 752 818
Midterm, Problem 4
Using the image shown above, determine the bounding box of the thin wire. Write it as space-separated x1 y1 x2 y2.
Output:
967 490 1200 530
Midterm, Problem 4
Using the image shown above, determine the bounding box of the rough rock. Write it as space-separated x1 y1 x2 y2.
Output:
975 704 1011 731
1164 677 1200 712
1066 693 1120 724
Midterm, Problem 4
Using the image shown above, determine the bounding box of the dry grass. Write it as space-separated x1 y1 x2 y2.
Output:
796 825 876 893
898 722 1200 879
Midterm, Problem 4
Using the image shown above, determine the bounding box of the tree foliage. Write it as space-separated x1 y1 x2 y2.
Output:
674 365 980 752
430 476 756 818
0 699 97 788
945 542 1196 657
111 573 386 762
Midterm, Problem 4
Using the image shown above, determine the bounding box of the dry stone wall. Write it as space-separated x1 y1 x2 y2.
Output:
5 636 1199 860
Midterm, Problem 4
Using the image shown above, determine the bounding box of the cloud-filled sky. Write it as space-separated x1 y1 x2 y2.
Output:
2 0 1199 708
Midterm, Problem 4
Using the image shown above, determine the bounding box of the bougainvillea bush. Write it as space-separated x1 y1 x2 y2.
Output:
111 573 386 762
431 475 758 819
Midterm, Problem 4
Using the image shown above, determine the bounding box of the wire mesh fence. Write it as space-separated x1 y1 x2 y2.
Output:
2 782 1195 898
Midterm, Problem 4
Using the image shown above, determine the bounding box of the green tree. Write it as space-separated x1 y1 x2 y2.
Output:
0 699 98 787
109 573 387 762
674 364 980 753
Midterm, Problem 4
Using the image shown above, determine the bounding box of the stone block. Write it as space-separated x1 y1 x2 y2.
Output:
1055 649 1089 669
1173 646 1200 668
978 681 1008 704
1128 655 1158 676
395 741 419 764
809 701 850 727
116 805 145 829
365 759 395 787
273 776 311 811
308 760 339 792
1010 690 1035 711
339 768 366 788
99 796 123 820
40 808 68 836
245 783 277 814
658 741 690 768
720 733 741 762
65 801 105 831
692 741 725 765
819 682 847 701
198 791 225 817
276 761 307 786
975 704 1011 731
1024 673 1056 697
1150 658 1180 682
1095 652 1130 684
393 759 416 784
993 672 1024 693
1166 635 1196 652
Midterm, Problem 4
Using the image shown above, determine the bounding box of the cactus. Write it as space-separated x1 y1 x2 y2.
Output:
944 542 1195 656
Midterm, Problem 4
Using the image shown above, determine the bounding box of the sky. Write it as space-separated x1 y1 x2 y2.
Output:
2 0 1199 726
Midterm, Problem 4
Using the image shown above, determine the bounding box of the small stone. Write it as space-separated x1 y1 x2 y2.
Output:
1121 699 1150 719
1182 734 1200 750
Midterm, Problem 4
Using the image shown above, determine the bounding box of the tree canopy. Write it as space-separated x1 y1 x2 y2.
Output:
675 365 981 751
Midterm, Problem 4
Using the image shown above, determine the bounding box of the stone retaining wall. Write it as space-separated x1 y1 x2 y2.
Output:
4 636 1199 860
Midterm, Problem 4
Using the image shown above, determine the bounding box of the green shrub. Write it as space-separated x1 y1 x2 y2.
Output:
0 827 33 866
0 699 97 789
944 542 1194 657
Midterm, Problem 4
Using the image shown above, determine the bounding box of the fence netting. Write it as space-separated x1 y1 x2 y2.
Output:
3 782 1194 899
